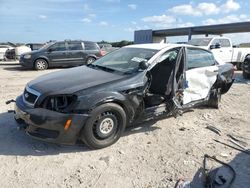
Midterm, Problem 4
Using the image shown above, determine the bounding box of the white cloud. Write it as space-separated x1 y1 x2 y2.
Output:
99 21 108 26
221 0 240 13
177 22 194 27
197 3 220 15
169 4 202 16
131 21 137 25
88 14 96 18
203 14 250 25
38 15 47 19
128 4 137 10
83 3 91 12
81 18 91 23
124 27 134 32
104 0 120 2
168 0 240 16
142 14 176 28
124 26 143 32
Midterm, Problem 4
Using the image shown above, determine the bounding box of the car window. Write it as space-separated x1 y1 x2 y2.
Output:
84 42 99 50
211 39 231 47
219 39 231 47
187 38 212 46
157 48 180 64
68 42 83 50
91 47 158 74
211 39 220 45
187 48 215 69
49 42 66 51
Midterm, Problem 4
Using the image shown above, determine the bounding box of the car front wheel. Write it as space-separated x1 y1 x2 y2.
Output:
34 59 48 70
81 103 126 149
86 57 96 64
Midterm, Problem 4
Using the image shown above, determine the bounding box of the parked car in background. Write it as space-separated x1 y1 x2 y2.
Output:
5 48 16 60
13 44 234 149
98 43 119 54
20 40 104 70
242 55 250 79
5 44 39 61
26 43 44 51
188 37 250 69
0 45 13 60
15 45 32 59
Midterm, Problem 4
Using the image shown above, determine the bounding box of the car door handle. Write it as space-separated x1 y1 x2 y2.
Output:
213 70 218 72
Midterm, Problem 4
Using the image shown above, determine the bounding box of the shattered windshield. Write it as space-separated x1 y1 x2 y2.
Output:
188 38 212 46
90 47 158 74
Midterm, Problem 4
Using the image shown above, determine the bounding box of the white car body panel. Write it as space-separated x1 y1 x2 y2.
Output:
183 66 218 104
15 45 31 59
0 45 13 60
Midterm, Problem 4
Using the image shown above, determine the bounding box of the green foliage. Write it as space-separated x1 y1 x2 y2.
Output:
97 40 134 48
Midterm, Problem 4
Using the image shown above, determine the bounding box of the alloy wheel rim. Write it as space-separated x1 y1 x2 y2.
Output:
37 61 46 69
99 117 114 135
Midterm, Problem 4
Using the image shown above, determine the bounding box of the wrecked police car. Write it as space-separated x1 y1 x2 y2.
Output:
13 44 234 149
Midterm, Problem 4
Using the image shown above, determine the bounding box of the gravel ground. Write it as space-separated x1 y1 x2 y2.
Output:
0 61 249 188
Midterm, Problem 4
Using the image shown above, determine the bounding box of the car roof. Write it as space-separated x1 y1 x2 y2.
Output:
124 43 194 50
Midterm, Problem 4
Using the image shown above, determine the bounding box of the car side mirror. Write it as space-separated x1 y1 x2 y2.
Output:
139 60 149 70
210 43 221 49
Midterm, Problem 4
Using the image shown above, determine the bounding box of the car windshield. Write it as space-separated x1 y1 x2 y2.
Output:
41 42 55 49
188 38 212 46
90 47 158 74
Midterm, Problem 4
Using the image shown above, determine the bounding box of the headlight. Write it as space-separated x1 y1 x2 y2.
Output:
24 54 31 59
42 95 77 113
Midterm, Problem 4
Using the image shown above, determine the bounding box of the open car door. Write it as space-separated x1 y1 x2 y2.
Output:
183 48 218 105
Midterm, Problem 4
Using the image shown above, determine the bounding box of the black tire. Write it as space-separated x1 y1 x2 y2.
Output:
243 70 250 79
86 57 96 64
34 59 48 70
81 103 126 149
207 89 221 109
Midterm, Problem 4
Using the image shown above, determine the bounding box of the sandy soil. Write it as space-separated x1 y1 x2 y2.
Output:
0 61 249 188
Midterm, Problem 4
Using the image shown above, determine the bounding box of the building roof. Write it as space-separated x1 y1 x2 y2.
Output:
153 21 250 37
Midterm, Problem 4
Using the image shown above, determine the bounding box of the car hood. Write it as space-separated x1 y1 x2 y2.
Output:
28 66 126 95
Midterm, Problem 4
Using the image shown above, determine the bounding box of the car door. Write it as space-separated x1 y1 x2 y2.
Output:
46 42 68 66
210 39 232 63
67 41 85 65
183 48 218 105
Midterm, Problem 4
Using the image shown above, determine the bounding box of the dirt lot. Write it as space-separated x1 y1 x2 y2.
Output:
0 61 250 188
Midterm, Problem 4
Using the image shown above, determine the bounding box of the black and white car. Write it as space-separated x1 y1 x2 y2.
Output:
13 44 234 149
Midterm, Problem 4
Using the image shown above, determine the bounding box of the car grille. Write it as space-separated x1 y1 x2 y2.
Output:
23 87 40 106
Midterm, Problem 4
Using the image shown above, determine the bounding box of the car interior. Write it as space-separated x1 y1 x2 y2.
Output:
144 48 184 108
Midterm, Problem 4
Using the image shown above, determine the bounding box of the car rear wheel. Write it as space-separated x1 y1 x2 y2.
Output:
86 57 96 64
34 59 48 70
80 103 126 149
207 89 221 109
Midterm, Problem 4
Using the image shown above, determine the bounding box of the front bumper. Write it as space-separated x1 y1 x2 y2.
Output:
14 95 89 145
19 56 34 68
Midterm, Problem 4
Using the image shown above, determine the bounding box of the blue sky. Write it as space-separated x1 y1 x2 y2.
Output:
0 0 250 43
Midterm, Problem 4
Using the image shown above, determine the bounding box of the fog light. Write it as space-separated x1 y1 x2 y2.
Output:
64 119 72 130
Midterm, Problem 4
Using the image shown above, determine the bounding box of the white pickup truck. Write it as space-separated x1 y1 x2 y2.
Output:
188 37 250 69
